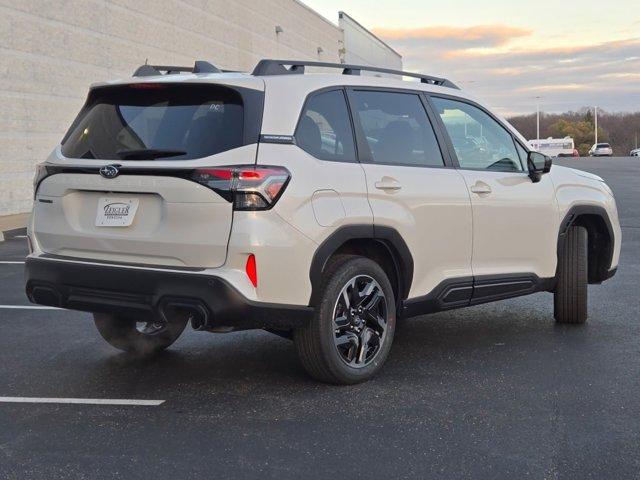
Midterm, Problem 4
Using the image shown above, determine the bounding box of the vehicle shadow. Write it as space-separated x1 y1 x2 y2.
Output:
77 293 602 400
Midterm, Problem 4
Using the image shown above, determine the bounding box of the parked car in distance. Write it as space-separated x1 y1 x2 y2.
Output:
589 143 613 157
630 148 640 157
25 59 622 384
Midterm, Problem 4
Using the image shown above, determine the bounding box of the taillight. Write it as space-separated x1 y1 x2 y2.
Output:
191 165 290 211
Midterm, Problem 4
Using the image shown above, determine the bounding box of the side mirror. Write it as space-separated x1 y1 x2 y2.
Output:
527 151 552 183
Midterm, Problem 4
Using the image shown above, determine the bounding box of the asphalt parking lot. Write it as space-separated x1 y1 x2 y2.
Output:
0 157 638 479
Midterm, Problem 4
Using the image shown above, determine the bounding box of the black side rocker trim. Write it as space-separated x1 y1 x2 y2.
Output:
402 277 473 318
402 273 555 319
25 257 313 331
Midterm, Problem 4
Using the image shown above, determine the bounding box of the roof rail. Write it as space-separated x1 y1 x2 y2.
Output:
133 61 221 77
251 59 459 89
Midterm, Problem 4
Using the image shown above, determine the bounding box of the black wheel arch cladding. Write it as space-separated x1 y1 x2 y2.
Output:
557 204 615 283
309 225 414 305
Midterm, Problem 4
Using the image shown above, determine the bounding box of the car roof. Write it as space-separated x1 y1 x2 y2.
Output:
87 61 525 144
91 70 469 96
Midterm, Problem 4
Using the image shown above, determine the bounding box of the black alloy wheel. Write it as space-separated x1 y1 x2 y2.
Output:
332 275 388 368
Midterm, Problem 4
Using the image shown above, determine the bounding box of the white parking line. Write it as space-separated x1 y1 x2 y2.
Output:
0 397 164 406
0 261 25 264
0 305 62 310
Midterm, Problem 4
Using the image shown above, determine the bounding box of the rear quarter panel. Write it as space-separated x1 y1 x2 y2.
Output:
255 143 373 304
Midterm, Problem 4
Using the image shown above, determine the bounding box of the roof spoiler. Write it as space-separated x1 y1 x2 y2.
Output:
133 61 221 77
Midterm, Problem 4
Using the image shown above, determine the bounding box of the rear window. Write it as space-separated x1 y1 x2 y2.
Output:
597 143 610 148
61 84 249 160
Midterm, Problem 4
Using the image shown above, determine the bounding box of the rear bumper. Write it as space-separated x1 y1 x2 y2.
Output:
25 257 313 331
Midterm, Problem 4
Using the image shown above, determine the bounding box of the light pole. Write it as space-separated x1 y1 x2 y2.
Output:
594 106 598 145
535 96 542 142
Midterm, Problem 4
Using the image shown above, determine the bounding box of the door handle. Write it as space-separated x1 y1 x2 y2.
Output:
470 181 492 195
375 177 402 192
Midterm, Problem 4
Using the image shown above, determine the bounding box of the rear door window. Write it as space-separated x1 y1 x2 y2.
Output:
295 89 356 162
350 90 445 167
61 84 248 160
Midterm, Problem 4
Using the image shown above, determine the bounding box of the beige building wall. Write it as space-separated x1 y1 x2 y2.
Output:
0 0 342 216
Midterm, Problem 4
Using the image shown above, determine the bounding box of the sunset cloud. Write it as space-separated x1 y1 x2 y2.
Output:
446 38 640 62
599 72 640 79
373 25 531 47
373 26 640 115
526 84 591 92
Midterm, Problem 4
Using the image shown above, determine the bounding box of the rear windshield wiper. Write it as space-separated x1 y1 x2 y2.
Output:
116 148 187 160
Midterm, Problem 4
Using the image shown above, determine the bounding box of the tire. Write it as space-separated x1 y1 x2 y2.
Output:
554 225 588 324
294 255 396 384
94 312 188 355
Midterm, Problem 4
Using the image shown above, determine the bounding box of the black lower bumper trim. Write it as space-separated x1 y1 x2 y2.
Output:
25 257 313 330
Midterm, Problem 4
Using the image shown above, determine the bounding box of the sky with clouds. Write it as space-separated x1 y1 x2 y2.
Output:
303 0 640 116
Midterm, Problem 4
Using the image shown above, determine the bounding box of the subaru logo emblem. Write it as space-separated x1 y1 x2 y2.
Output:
100 165 120 179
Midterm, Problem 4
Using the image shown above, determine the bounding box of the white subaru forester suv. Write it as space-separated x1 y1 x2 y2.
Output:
26 60 621 384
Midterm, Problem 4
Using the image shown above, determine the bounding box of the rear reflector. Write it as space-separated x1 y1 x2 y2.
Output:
245 254 257 287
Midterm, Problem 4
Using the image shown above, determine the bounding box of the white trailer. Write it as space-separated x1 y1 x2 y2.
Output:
529 137 576 157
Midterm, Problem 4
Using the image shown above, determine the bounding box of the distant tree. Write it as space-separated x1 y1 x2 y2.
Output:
549 118 607 156
583 109 593 125
508 114 537 140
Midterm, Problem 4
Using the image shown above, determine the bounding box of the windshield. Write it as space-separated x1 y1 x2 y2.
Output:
61 84 245 160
